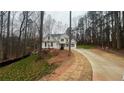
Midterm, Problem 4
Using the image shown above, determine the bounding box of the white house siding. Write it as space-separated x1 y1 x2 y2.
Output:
53 42 59 49
42 42 45 48
42 43 76 49
42 42 59 49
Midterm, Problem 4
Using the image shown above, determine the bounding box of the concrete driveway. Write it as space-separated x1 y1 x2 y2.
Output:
75 48 124 81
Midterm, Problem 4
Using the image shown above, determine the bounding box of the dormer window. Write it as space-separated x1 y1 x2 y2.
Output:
61 39 64 41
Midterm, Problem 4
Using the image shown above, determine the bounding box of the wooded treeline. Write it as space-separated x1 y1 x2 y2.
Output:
77 11 124 49
0 11 45 61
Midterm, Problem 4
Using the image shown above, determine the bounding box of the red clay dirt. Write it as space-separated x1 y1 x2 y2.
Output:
41 49 74 80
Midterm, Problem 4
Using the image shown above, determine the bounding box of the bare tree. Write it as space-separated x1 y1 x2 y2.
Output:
3 11 10 59
10 12 16 57
23 11 28 55
44 14 56 35
15 12 26 57
0 11 4 60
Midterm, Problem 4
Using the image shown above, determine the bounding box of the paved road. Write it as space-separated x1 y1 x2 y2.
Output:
75 48 124 81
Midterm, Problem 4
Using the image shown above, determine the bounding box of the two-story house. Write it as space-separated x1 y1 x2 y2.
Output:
42 34 76 49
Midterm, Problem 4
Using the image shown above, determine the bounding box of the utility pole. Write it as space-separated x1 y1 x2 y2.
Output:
39 11 44 57
68 11 71 56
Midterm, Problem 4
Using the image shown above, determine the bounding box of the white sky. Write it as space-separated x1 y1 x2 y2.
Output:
45 11 86 27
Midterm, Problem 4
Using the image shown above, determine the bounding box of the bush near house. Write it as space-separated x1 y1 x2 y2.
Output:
0 54 57 81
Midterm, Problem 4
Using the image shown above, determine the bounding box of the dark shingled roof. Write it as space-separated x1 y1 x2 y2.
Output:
49 34 65 37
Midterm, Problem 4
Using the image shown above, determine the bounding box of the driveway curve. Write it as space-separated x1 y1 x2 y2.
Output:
75 48 124 81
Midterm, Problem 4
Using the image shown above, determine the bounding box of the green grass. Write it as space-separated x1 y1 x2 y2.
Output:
0 54 56 81
77 45 95 49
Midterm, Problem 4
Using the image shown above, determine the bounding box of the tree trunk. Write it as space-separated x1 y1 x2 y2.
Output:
17 12 26 57
122 11 124 48
0 11 3 60
10 12 15 58
68 11 71 56
23 11 28 55
3 11 10 60
39 11 44 57
116 12 121 49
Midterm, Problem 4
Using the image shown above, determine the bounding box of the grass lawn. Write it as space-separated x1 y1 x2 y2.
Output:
77 45 95 49
0 54 56 81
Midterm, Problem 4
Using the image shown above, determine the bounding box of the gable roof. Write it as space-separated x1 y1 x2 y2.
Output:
43 33 76 43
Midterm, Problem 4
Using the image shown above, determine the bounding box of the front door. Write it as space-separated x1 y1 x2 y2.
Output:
60 44 64 50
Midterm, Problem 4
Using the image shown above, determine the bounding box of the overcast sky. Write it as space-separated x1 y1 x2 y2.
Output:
45 11 86 27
